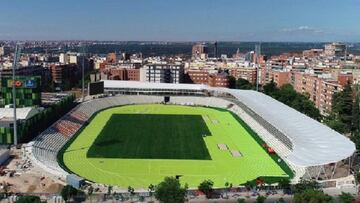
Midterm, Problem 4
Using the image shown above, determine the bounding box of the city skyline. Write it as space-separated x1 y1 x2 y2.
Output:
1 0 360 42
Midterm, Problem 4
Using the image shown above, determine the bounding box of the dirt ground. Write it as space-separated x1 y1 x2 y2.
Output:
0 148 64 194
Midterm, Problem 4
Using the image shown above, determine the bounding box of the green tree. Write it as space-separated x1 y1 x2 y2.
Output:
351 131 360 150
256 195 266 203
355 173 360 184
293 179 320 194
294 189 332 203
15 195 46 203
154 177 186 203
148 184 155 202
324 117 347 134
107 185 112 196
278 178 290 190
235 78 254 90
198 179 214 198
352 92 360 132
60 185 79 203
338 192 354 203
128 186 135 202
237 198 246 203
332 82 353 133
263 80 279 96
228 76 236 89
243 180 255 191
224 182 232 198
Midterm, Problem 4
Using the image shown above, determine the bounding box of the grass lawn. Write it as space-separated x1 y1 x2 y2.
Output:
61 104 290 189
87 114 211 160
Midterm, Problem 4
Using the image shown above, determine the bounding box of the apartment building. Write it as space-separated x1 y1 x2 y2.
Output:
141 64 184 83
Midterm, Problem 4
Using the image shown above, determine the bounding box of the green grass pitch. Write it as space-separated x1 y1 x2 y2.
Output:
61 104 290 188
87 114 212 160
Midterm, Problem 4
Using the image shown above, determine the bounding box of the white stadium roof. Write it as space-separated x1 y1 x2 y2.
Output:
102 80 356 167
226 90 355 167
0 107 40 121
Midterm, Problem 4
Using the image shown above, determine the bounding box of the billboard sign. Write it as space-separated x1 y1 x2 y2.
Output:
6 79 37 88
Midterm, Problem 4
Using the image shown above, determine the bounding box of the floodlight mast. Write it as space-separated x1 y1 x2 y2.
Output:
81 45 86 102
12 43 22 146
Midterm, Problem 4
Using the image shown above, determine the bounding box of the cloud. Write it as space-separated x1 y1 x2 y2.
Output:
281 26 324 34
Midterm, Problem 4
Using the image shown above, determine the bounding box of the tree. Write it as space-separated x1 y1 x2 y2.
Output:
352 92 360 132
278 178 290 190
155 177 186 203
355 173 360 184
128 186 135 202
148 184 155 202
324 117 347 134
293 179 320 194
61 185 79 203
198 179 214 198
294 189 332 203
87 185 94 203
235 78 254 90
256 195 266 203
263 80 278 96
351 131 360 150
228 76 236 89
332 82 353 133
237 198 246 203
243 180 256 192
107 185 112 196
15 195 45 203
338 192 354 203
224 182 232 198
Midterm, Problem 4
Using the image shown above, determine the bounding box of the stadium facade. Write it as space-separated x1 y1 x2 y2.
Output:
29 80 356 188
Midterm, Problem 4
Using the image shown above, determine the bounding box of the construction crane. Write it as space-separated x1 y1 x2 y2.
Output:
12 43 22 146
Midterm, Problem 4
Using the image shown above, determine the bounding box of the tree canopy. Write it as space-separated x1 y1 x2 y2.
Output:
154 177 186 203
198 179 214 198
234 78 254 90
60 185 85 203
15 195 46 203
338 192 355 203
293 189 332 203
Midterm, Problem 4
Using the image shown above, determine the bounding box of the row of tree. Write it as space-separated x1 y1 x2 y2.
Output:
11 177 357 203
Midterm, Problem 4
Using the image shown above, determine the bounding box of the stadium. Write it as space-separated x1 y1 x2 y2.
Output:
29 80 356 189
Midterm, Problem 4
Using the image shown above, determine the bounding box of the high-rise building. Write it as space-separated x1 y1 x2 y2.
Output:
0 46 10 56
192 43 208 59
141 64 184 83
50 64 79 90
324 43 346 57
59 52 78 64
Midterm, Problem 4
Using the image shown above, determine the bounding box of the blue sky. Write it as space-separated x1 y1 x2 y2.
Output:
1 0 359 42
